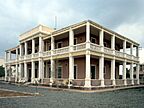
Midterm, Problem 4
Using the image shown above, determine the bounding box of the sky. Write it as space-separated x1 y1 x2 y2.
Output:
0 0 144 58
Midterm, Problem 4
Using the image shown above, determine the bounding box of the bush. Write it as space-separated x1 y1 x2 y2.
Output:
0 66 5 77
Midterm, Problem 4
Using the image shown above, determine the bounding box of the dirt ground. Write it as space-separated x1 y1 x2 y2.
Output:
0 89 34 97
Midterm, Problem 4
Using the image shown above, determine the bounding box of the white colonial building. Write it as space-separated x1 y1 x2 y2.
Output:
5 20 140 89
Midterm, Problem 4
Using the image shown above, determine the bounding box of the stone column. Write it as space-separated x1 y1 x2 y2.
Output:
39 36 44 56
84 51 91 88
15 64 18 82
5 66 8 81
136 64 140 84
111 34 115 49
100 29 104 46
123 60 127 85
5 52 8 81
130 62 134 85
25 42 27 55
24 62 28 81
111 59 116 86
99 56 105 87
50 59 55 84
20 44 22 56
19 63 22 82
32 39 35 54
69 28 74 51
31 61 35 83
86 22 90 49
123 40 126 56
38 59 44 83
8 51 11 61
69 55 74 85
130 44 133 55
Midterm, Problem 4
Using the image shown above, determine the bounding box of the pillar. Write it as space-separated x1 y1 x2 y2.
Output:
84 52 91 88
15 64 18 82
130 62 134 85
123 40 126 53
123 60 127 85
38 59 44 83
20 44 22 56
100 29 104 46
136 46 139 57
5 66 8 81
111 34 115 49
130 44 133 55
19 63 22 82
99 56 105 87
16 48 18 59
69 55 74 81
69 28 74 51
32 39 35 54
25 42 27 55
136 64 140 84
39 36 44 56
50 59 55 84
31 61 35 83
111 59 116 86
24 62 28 81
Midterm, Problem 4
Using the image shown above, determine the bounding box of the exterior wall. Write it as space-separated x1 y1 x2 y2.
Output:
75 33 86 44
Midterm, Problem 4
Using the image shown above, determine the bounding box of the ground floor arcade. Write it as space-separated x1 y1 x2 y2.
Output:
5 54 139 88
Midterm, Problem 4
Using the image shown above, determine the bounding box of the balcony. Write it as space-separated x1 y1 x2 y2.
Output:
42 51 51 57
6 42 139 63
53 46 69 55
73 43 86 51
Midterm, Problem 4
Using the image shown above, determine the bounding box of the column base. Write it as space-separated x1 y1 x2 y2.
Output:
100 79 105 87
84 79 91 88
137 79 140 85
124 79 127 85
131 79 134 85
112 79 116 86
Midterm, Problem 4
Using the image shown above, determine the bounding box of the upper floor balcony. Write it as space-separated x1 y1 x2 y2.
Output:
5 20 139 63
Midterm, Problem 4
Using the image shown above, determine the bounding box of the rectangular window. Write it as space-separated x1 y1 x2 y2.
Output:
49 67 51 78
74 65 77 79
74 38 77 45
57 42 62 48
57 66 62 78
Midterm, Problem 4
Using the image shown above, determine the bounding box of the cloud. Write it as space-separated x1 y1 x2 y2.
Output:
0 0 144 57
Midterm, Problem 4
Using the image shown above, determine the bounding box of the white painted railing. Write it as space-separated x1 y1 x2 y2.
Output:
115 50 124 58
33 53 39 58
42 51 51 57
73 43 86 51
25 54 32 59
104 47 113 55
53 46 69 54
126 54 132 59
20 56 24 60
133 56 138 61
90 43 102 52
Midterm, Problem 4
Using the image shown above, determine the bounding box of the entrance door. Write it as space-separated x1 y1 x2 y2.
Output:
91 65 96 79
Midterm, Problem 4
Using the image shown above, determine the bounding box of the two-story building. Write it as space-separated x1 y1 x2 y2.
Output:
5 20 140 89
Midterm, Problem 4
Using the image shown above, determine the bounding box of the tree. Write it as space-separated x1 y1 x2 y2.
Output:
0 66 5 77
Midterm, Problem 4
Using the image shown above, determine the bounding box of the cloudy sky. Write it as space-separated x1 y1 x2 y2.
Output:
0 0 144 57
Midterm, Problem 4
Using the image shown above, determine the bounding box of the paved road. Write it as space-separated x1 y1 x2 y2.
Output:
0 81 144 108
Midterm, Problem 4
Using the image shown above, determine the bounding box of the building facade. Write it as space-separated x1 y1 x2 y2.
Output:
5 20 140 88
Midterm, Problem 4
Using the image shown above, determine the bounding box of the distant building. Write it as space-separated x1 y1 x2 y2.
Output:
5 20 140 89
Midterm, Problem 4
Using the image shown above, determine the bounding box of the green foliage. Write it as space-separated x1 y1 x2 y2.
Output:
0 66 5 77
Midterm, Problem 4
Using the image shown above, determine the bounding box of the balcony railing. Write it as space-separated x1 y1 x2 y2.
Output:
25 54 32 59
126 54 132 59
73 43 86 51
90 43 102 52
53 46 69 55
104 47 114 55
33 53 39 58
115 50 124 58
42 51 51 57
